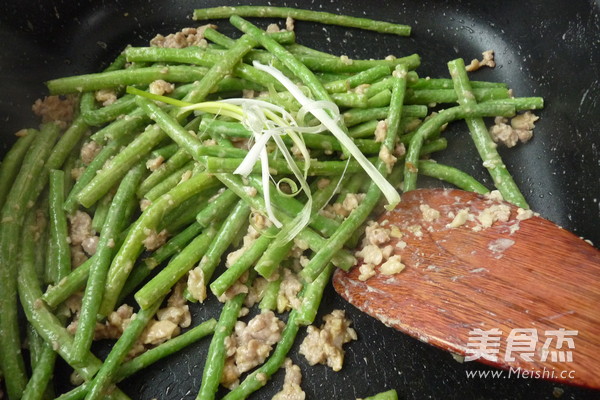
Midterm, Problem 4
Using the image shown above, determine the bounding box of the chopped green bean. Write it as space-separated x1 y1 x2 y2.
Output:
452 58 528 207
47 65 210 94
0 123 61 398
135 224 217 309
215 173 356 271
143 160 196 201
45 170 71 285
194 6 412 36
77 124 165 208
0 129 37 210
72 162 145 364
65 134 133 214
196 290 248 400
363 389 399 400
84 297 164 400
89 108 150 143
99 172 218 316
197 200 251 284
417 160 489 194
403 102 517 192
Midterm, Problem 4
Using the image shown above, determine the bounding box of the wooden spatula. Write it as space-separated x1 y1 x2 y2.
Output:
333 188 600 389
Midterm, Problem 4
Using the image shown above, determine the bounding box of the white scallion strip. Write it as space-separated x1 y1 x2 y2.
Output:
253 61 401 209
220 98 314 236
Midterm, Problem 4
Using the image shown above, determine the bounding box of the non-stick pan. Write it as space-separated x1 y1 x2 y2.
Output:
1 1 599 399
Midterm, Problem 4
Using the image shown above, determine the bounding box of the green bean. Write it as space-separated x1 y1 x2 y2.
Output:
91 190 114 232
125 47 265 88
330 91 369 108
448 58 528 208
143 160 196 201
410 77 507 90
420 138 449 155
80 91 97 116
175 34 259 118
405 87 510 105
99 172 218 316
493 96 544 111
197 200 251 284
245 49 421 74
0 129 37 210
323 65 391 93
195 189 239 227
259 274 281 311
89 108 150 143
43 217 136 309
18 217 105 382
283 45 337 63
135 224 217 310
366 89 392 108
194 6 412 36
138 148 193 197
300 66 408 281
200 118 381 154
0 123 60 399
85 297 164 400
196 291 248 400
150 143 179 160
56 319 216 400
137 114 203 198
64 134 133 214
46 170 71 285
62 150 82 200
348 120 379 138
42 257 92 308
247 174 344 279
201 155 376 176
132 98 202 159
296 264 335 325
364 76 396 97
46 65 210 94
79 53 129 116
215 173 356 270
82 94 137 126
247 175 342 238
148 219 202 263
403 102 517 192
32 196 51 283
22 341 56 400
204 27 237 48
41 116 90 176
315 71 351 83
77 124 166 208
72 162 145 364
160 190 216 233
334 173 367 206
134 97 256 162
230 16 338 116
363 389 399 400
318 181 381 274
31 116 91 212
210 225 279 296
118 318 216 377
21 212 56 400
26 324 44 370
221 311 300 400
417 160 489 194
119 222 205 301
343 105 428 126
